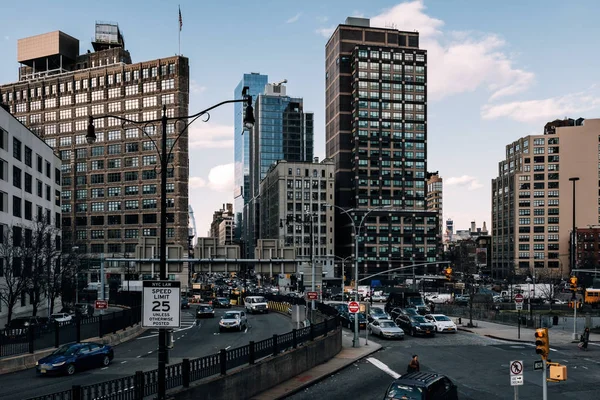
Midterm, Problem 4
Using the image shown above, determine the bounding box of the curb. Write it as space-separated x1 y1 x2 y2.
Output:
268 344 382 400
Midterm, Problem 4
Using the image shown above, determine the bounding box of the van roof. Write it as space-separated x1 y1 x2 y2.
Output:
392 372 444 387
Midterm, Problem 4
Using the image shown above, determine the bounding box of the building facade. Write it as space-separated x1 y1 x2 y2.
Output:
0 105 62 326
325 17 439 277
0 24 190 284
426 172 443 237
259 159 336 277
491 118 599 280
209 203 234 245
244 82 314 257
233 73 268 246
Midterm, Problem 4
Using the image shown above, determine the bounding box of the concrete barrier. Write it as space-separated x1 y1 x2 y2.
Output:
0 324 145 375
168 327 342 400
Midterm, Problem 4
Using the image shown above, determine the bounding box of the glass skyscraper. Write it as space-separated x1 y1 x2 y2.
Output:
234 73 268 245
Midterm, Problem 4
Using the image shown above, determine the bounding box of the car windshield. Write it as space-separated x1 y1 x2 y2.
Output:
411 316 427 323
371 307 386 315
198 307 211 311
53 345 78 356
249 297 266 303
222 313 239 319
434 316 451 321
50 314 66 319
217 298 228 303
385 383 424 399
380 321 397 328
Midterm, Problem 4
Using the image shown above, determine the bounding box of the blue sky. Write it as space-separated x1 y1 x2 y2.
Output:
2 0 600 237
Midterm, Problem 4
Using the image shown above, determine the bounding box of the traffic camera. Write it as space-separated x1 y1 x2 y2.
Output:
535 328 550 359
569 276 578 291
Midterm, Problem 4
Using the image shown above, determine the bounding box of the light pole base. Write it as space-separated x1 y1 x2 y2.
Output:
573 332 580 340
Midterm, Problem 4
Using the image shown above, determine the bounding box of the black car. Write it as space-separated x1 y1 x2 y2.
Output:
390 307 418 321
4 316 48 338
212 297 231 308
383 372 458 400
339 312 367 330
395 315 436 337
36 342 114 376
196 305 215 318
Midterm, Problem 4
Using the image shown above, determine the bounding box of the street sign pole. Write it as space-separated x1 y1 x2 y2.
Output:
517 309 521 339
514 385 518 400
542 358 548 400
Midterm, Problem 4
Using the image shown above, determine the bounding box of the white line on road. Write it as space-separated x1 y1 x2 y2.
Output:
101 367 109 370
585 358 600 364
589 343 600 347
121 361 127 364
137 355 141 358
225 346 231 350
582 366 589 369
367 357 401 379
244 328 248 333
148 351 153 354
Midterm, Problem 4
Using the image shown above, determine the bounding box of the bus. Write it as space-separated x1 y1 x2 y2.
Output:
584 288 600 308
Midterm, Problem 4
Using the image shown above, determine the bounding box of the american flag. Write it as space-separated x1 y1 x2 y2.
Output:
179 6 183 31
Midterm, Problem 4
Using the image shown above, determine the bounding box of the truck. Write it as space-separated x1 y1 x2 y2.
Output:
501 283 553 301
384 289 428 314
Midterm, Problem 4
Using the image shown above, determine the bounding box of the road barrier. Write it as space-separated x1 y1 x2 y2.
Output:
24 295 340 400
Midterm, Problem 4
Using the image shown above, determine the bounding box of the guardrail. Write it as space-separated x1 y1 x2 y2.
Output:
1 295 142 359
25 297 339 400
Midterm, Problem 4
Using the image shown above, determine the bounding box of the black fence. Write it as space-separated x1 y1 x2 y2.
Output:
1 294 142 359
25 297 340 400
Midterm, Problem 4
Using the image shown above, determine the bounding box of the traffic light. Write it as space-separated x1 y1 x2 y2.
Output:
444 267 453 281
569 276 578 291
535 328 550 359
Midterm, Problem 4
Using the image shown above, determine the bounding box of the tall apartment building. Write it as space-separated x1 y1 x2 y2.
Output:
427 171 443 237
491 117 598 280
209 203 234 245
259 159 336 277
325 17 439 276
0 24 190 282
244 82 314 257
233 73 268 246
0 105 62 326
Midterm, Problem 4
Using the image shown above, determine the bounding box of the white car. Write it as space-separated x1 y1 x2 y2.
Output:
425 314 457 333
49 313 73 323
244 296 269 314
368 319 404 339
219 311 248 332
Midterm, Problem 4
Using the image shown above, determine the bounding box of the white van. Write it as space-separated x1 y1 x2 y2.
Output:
244 296 269 314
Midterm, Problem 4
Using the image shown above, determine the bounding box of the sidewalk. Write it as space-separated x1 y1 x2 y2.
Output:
251 332 381 400
450 316 600 345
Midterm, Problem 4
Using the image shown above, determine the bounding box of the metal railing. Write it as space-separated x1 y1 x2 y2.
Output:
25 297 339 400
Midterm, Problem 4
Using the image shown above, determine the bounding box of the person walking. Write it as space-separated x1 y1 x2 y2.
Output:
407 355 420 373
580 327 590 351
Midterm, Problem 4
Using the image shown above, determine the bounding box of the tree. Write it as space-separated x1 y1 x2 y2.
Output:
0 227 31 325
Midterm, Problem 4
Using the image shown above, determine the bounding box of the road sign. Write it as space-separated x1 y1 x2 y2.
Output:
511 375 524 386
510 360 524 386
306 291 318 300
534 360 543 370
142 281 181 329
515 302 523 311
95 300 108 309
348 301 360 314
515 294 524 303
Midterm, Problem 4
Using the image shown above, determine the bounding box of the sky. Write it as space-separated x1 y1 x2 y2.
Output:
2 0 600 237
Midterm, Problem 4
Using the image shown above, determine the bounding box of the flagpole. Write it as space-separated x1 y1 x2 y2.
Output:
178 5 181 55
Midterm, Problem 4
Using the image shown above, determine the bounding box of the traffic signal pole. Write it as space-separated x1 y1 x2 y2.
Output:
542 359 548 400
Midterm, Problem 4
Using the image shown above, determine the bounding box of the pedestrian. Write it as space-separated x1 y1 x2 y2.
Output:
430 302 435 313
579 327 590 351
407 355 420 373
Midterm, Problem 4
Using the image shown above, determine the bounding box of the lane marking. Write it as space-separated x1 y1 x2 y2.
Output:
148 351 153 354
367 357 401 379
121 361 127 364
244 327 248 333
225 346 231 350
137 355 141 358
101 367 109 370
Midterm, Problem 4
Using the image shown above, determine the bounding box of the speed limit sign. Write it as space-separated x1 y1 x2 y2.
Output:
142 281 181 328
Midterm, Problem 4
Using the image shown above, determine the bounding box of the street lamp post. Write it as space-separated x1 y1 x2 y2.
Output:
326 203 390 348
86 90 255 400
334 255 353 300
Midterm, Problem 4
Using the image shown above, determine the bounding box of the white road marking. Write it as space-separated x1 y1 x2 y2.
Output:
582 366 589 369
136 355 141 358
121 361 127 364
367 357 401 379
101 367 109 370
148 351 153 354
585 358 600 364
589 343 600 347
244 327 248 333
225 346 231 350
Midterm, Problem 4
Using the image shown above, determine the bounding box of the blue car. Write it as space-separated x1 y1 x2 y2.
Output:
36 342 114 376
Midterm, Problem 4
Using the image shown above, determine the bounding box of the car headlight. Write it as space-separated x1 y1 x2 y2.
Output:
52 361 66 367
415 326 423 330
35 361 39 366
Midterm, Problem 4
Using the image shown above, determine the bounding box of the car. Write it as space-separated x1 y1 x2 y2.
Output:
390 307 419 322
395 315 436 337
340 312 367 330
331 293 351 301
212 297 232 308
219 311 248 332
196 305 215 318
36 342 114 376
383 372 458 400
4 316 49 337
371 294 387 302
368 319 404 339
454 295 470 306
49 313 73 324
181 298 190 309
425 314 457 333
244 296 269 314
368 306 391 322
492 295 505 303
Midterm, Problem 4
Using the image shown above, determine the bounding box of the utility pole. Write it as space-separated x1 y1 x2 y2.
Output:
100 253 105 315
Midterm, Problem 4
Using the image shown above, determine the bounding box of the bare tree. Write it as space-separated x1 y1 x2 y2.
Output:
0 227 30 326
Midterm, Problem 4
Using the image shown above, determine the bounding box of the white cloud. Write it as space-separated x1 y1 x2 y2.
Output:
190 163 234 193
370 0 534 101
188 123 233 149
286 13 302 24
481 88 600 123
315 26 335 38
446 175 483 191
190 80 206 94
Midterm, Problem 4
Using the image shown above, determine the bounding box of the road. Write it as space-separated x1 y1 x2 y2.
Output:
0 307 293 400
288 327 600 400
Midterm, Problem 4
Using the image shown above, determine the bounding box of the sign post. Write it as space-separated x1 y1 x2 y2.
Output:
515 294 524 339
142 281 181 329
510 359 524 400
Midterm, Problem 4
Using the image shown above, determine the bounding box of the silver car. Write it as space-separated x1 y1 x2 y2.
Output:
219 311 248 332
368 319 404 339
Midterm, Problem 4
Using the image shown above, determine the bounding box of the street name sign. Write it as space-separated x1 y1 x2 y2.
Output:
534 360 543 370
95 300 108 309
510 360 524 386
142 281 181 329
306 291 318 300
348 301 360 314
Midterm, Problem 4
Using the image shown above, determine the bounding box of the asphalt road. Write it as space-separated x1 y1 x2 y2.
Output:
287 327 600 400
0 307 293 400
